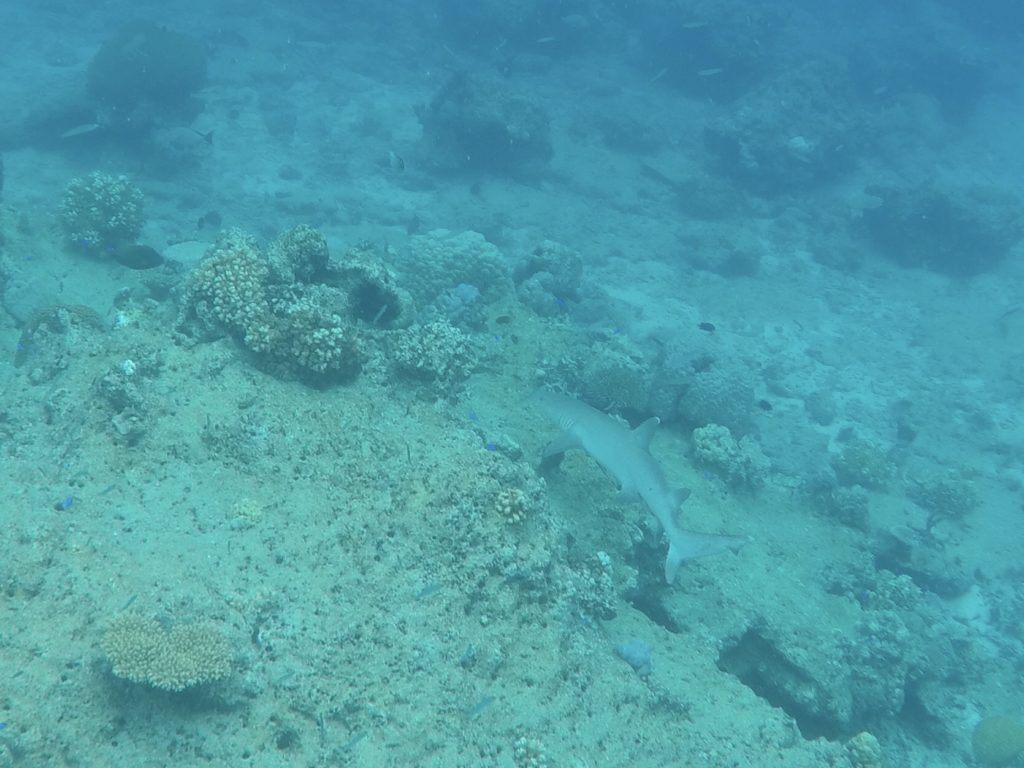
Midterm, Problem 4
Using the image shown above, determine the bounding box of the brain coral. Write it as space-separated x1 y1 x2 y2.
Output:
677 361 755 435
973 716 1024 767
403 229 511 304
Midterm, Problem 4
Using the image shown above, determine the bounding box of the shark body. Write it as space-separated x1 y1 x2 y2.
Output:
535 390 745 583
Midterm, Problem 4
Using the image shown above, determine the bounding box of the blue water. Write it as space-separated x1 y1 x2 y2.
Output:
1 1 1022 766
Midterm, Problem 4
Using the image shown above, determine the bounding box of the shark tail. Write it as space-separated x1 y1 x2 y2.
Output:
665 530 747 584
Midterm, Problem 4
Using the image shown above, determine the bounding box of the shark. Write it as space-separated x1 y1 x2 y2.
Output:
534 389 746 583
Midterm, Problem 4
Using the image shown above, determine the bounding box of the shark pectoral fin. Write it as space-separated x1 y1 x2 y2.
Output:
670 488 692 507
542 432 581 459
664 531 748 584
632 417 661 448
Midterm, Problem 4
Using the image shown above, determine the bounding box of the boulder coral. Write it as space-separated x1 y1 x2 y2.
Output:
972 716 1024 767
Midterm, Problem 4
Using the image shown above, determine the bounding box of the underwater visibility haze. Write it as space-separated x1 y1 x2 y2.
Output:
1 0 1023 766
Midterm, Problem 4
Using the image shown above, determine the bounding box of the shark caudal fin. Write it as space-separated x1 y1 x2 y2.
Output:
664 530 748 584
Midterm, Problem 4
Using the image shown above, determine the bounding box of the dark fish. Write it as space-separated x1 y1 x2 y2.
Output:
198 210 222 229
112 244 164 270
192 128 214 145
757 399 773 411
698 321 715 332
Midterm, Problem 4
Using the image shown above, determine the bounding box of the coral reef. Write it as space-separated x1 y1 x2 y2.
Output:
831 439 896 490
579 346 650 414
416 72 553 176
268 224 329 283
512 735 550 768
87 21 207 121
392 319 477 393
907 470 979 528
402 229 511 304
58 173 144 250
513 239 583 316
703 61 859 195
566 551 618 621
267 292 362 382
177 233 274 350
717 564 975 744
692 424 771 489
846 731 884 768
102 613 231 692
676 360 756 435
872 526 971 598
494 487 530 525
859 183 1023 276
811 481 870 531
333 242 414 328
176 229 362 385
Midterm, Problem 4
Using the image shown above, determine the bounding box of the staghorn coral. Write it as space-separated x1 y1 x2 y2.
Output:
59 172 144 249
102 613 231 691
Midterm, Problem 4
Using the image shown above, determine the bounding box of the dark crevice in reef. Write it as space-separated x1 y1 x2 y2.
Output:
716 628 844 742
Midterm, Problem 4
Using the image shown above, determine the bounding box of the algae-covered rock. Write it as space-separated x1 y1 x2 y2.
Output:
88 21 207 117
416 72 552 176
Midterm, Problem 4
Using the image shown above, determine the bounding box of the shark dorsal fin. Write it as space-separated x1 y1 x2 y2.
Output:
632 417 661 448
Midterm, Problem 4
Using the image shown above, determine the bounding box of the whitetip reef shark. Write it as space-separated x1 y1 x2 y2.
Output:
535 390 746 583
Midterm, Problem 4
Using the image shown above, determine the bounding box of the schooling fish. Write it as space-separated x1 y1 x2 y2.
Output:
61 123 102 139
